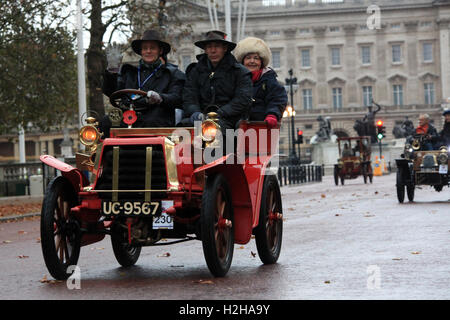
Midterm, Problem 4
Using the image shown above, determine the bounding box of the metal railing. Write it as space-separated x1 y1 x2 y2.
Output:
277 164 323 186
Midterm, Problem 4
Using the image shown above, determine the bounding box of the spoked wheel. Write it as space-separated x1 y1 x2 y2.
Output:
396 170 405 203
40 177 81 280
407 184 415 202
111 220 141 267
334 167 339 186
254 174 283 264
201 173 234 277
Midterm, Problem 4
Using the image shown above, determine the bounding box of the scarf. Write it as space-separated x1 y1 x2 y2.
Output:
251 69 263 83
416 123 429 135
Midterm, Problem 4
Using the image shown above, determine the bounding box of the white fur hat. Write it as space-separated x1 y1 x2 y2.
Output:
234 37 272 68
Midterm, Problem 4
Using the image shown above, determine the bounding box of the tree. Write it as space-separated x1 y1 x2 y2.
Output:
84 0 192 118
0 0 78 135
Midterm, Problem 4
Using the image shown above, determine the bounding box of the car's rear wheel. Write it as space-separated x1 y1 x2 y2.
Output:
334 167 339 186
396 170 405 203
111 220 141 267
201 173 234 277
254 174 283 264
362 165 368 184
41 177 81 280
406 184 415 202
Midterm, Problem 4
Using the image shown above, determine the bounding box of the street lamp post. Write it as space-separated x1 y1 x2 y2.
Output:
285 69 298 163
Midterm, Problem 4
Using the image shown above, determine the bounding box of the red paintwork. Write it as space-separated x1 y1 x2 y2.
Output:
41 121 280 247
39 155 89 192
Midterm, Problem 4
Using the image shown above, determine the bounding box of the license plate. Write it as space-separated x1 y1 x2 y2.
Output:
439 165 448 174
101 201 160 216
153 200 174 229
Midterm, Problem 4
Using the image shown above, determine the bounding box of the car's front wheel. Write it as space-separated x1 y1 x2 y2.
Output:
41 177 81 280
396 169 405 203
201 173 234 277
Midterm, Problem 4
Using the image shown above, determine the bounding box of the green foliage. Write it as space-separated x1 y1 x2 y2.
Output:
0 0 77 135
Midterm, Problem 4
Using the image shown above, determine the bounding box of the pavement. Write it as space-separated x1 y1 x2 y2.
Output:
0 195 43 222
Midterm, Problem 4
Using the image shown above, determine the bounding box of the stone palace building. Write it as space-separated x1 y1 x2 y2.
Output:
1 0 449 163
171 0 450 157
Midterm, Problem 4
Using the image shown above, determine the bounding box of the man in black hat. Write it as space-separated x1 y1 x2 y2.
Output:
439 109 450 147
101 29 185 136
182 30 252 131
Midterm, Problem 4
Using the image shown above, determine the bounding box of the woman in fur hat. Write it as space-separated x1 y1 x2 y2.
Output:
234 37 287 128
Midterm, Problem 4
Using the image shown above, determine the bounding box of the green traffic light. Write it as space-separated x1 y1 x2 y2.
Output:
377 133 384 140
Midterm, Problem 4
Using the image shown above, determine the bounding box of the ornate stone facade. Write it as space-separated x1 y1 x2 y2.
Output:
173 0 450 155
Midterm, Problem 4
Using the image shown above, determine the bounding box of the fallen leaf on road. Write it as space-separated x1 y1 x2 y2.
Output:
392 258 403 261
158 252 171 257
18 230 27 234
374 191 379 194
335 214 340 216
288 207 295 211
2 240 12 244
193 279 214 285
321 194 326 198
238 246 245 249
324 280 331 284
251 251 256 257
297 191 302 194
411 251 421 255
39 275 62 284
18 255 29 259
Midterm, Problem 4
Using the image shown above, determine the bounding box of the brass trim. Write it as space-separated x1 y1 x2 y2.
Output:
89 189 170 193
164 138 180 189
112 146 119 201
145 147 153 202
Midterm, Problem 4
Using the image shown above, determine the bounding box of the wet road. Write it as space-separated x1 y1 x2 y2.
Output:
1 173 449 300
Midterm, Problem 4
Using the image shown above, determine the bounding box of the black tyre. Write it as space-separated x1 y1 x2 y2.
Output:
396 170 405 203
407 184 415 202
201 173 234 277
40 177 81 280
334 167 339 186
111 221 141 267
254 174 283 264
362 165 368 184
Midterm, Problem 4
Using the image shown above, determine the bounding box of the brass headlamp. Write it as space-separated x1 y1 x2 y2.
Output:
79 117 101 153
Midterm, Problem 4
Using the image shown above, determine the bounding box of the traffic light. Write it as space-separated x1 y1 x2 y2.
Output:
296 129 304 144
376 120 386 140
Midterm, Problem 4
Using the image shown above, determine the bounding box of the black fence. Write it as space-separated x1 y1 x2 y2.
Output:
277 164 323 187
0 157 76 197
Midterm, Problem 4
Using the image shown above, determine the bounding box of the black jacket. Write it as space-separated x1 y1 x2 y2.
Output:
103 60 185 127
182 53 253 127
439 122 450 146
249 68 287 121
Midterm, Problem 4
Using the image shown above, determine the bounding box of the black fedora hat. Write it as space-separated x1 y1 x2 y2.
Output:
131 29 171 56
194 30 236 51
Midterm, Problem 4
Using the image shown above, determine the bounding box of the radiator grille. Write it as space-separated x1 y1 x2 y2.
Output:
95 145 167 200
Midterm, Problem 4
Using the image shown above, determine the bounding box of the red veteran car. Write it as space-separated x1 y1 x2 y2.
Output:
39 89 283 279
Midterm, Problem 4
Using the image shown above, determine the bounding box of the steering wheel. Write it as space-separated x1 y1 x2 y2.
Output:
109 89 148 112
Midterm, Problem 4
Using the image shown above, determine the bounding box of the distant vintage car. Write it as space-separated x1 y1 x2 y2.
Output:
39 89 283 280
333 136 373 185
395 134 449 203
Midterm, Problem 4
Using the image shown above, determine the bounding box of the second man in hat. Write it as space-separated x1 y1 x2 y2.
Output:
182 30 253 131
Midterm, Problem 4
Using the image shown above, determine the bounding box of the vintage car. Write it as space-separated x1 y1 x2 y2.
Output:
395 134 449 203
333 136 373 185
39 89 283 280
